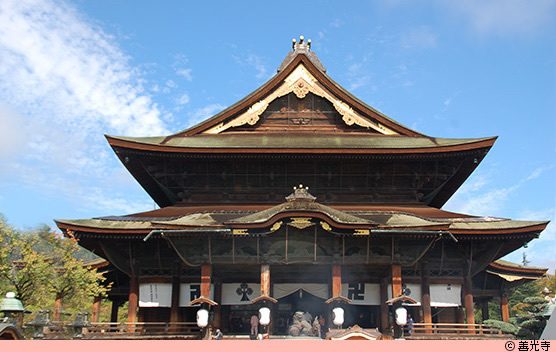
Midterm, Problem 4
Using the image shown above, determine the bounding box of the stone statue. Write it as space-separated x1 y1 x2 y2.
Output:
288 311 318 336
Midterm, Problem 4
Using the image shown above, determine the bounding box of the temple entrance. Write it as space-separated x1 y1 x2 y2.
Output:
275 289 327 335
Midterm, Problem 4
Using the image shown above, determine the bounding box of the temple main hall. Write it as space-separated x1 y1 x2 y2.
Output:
55 37 548 338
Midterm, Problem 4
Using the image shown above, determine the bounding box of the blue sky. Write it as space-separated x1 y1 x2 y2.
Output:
0 0 554 271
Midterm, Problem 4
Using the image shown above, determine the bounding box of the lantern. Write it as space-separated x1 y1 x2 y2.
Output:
332 307 344 327
395 307 407 326
259 307 271 326
196 308 209 328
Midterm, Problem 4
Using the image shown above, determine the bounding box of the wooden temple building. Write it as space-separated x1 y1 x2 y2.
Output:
55 37 548 337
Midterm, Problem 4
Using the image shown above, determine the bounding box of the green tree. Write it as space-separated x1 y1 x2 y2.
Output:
38 230 110 321
484 278 551 340
0 217 50 307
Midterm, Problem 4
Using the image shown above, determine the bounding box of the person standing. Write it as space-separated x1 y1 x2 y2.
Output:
250 314 259 338
406 314 414 336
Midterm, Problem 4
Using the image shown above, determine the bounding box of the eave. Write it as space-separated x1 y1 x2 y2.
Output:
105 134 497 155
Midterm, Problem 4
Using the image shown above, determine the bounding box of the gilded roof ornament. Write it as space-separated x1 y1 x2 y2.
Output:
278 36 326 72
285 184 317 202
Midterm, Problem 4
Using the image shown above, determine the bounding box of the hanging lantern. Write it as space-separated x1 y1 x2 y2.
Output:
332 307 344 327
196 308 209 328
395 307 407 326
259 307 271 326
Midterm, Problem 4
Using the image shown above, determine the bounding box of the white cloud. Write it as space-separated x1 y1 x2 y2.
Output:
171 54 193 81
233 54 269 80
165 79 177 88
445 166 552 217
345 58 372 91
0 0 169 138
330 19 343 28
176 68 193 81
0 0 171 215
400 26 438 49
440 0 556 37
176 93 190 105
187 104 226 127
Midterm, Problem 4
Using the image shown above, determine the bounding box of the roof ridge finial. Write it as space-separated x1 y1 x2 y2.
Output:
292 35 311 51
279 36 325 73
286 184 316 202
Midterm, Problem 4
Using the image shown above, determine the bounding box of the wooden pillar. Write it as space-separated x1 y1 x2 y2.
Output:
391 264 403 338
53 293 63 322
127 276 139 323
261 264 270 297
91 296 101 323
380 278 389 334
481 300 490 321
501 295 509 322
201 264 211 298
170 275 180 323
455 307 465 323
110 299 119 322
391 264 402 297
421 262 432 333
463 274 475 325
213 283 222 329
332 264 342 297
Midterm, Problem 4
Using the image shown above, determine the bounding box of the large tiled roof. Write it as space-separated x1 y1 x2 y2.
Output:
55 202 548 235
106 134 495 153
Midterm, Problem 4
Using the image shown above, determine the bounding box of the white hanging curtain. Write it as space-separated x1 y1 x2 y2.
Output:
341 283 381 305
387 283 422 304
179 283 215 307
221 283 261 305
273 283 329 300
430 284 461 307
139 283 172 307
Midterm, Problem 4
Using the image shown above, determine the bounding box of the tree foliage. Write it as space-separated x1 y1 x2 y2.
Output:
483 277 552 340
0 215 110 321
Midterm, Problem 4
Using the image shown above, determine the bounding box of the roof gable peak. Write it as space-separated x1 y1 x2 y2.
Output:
202 62 399 135
278 36 326 73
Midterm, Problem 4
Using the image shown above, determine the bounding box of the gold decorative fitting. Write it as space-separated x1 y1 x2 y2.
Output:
288 217 314 229
270 221 283 232
232 229 249 235
320 221 332 231
353 229 370 235
286 184 316 202
293 80 310 99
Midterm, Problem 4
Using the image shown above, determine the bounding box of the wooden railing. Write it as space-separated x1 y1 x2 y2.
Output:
28 321 203 339
84 322 202 338
408 323 504 337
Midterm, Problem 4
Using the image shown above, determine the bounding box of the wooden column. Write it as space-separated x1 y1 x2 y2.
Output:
261 264 271 297
501 295 510 322
213 283 222 328
391 264 402 338
91 296 101 323
110 299 120 322
201 264 211 298
421 262 432 333
463 274 475 325
53 293 63 322
127 276 139 323
391 264 402 297
380 278 389 334
455 307 465 323
481 300 490 321
170 274 180 323
332 264 342 297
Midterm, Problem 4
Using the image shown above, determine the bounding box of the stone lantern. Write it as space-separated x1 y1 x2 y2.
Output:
0 292 25 330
